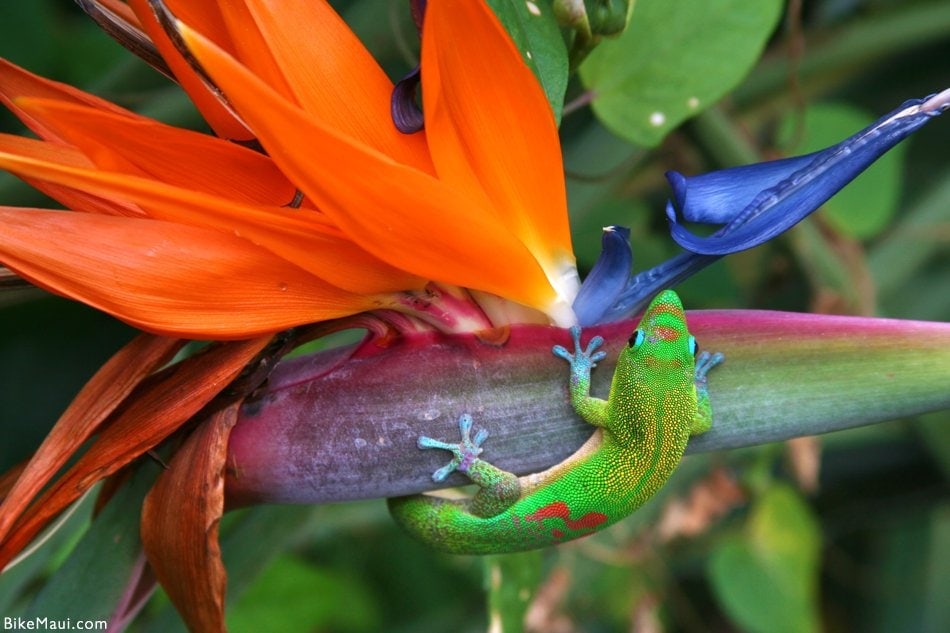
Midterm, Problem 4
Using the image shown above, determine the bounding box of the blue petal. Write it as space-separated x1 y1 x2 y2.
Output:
666 89 950 255
391 66 424 134
573 226 632 326
599 251 720 323
665 154 821 225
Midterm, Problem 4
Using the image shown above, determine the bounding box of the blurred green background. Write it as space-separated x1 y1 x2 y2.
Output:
0 0 948 631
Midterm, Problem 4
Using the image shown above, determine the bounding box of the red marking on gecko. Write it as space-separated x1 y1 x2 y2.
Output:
652 325 680 342
524 501 608 533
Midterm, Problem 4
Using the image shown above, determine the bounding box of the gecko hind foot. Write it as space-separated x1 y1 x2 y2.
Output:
418 413 488 482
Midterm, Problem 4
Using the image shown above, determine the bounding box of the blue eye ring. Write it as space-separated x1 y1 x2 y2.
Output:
628 330 645 348
687 335 698 356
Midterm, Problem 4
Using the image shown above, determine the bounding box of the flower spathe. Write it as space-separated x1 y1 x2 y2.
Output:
0 0 580 338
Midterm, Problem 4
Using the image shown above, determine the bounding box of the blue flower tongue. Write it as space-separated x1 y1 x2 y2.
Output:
666 89 950 256
573 226 632 326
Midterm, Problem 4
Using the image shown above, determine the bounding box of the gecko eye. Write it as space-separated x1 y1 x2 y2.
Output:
688 335 699 356
628 330 645 348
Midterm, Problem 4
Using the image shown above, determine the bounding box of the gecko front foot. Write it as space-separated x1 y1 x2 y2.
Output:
418 413 489 482
552 325 607 377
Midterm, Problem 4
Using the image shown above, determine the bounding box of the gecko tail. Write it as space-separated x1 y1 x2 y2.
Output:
387 494 607 555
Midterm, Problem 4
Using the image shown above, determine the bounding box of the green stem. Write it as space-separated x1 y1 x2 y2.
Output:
225 312 950 507
735 2 950 109
688 106 761 167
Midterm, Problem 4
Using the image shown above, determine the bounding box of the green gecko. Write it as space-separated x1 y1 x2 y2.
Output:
388 289 724 554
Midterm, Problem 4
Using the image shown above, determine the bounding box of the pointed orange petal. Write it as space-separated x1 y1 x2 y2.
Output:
0 134 143 215
126 0 251 140
0 336 271 571
0 134 94 168
179 24 562 313
0 138 423 295
0 334 183 544
93 0 142 26
141 403 237 633
21 177 143 216
0 58 136 142
422 2 578 300
241 0 432 170
16 98 297 207
217 1 294 99
0 461 28 505
0 208 375 337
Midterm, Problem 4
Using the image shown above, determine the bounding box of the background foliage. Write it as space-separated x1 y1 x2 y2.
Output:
0 0 948 631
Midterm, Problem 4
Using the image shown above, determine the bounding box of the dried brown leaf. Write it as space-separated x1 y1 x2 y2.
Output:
141 402 239 633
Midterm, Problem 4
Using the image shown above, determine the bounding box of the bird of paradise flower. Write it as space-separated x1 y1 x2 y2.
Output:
0 1 947 631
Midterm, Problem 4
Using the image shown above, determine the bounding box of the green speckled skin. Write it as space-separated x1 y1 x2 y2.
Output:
388 290 723 554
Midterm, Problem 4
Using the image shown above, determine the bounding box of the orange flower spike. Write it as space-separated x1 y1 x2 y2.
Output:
178 26 554 313
0 135 422 295
177 4 578 323
422 1 578 302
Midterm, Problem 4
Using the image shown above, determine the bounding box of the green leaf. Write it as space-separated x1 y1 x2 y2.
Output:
488 0 569 121
0 297 134 473
915 412 950 481
0 0 58 75
227 554 379 633
868 168 950 298
857 505 950 632
484 551 543 633
779 103 905 239
0 491 95 615
23 467 159 625
709 485 821 633
579 0 783 146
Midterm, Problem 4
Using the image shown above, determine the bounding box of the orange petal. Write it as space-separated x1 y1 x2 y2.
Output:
0 461 28 505
241 0 433 171
16 97 298 207
0 134 95 169
218 2 294 99
0 208 376 337
422 2 578 302
126 0 251 140
0 334 183 545
0 335 271 571
0 134 142 215
20 178 144 216
141 403 238 633
179 24 562 314
0 138 423 295
0 58 137 142
94 0 142 27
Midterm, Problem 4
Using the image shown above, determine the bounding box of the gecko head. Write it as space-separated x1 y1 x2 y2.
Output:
620 289 698 372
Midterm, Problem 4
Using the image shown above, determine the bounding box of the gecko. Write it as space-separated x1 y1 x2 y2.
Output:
388 289 724 554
